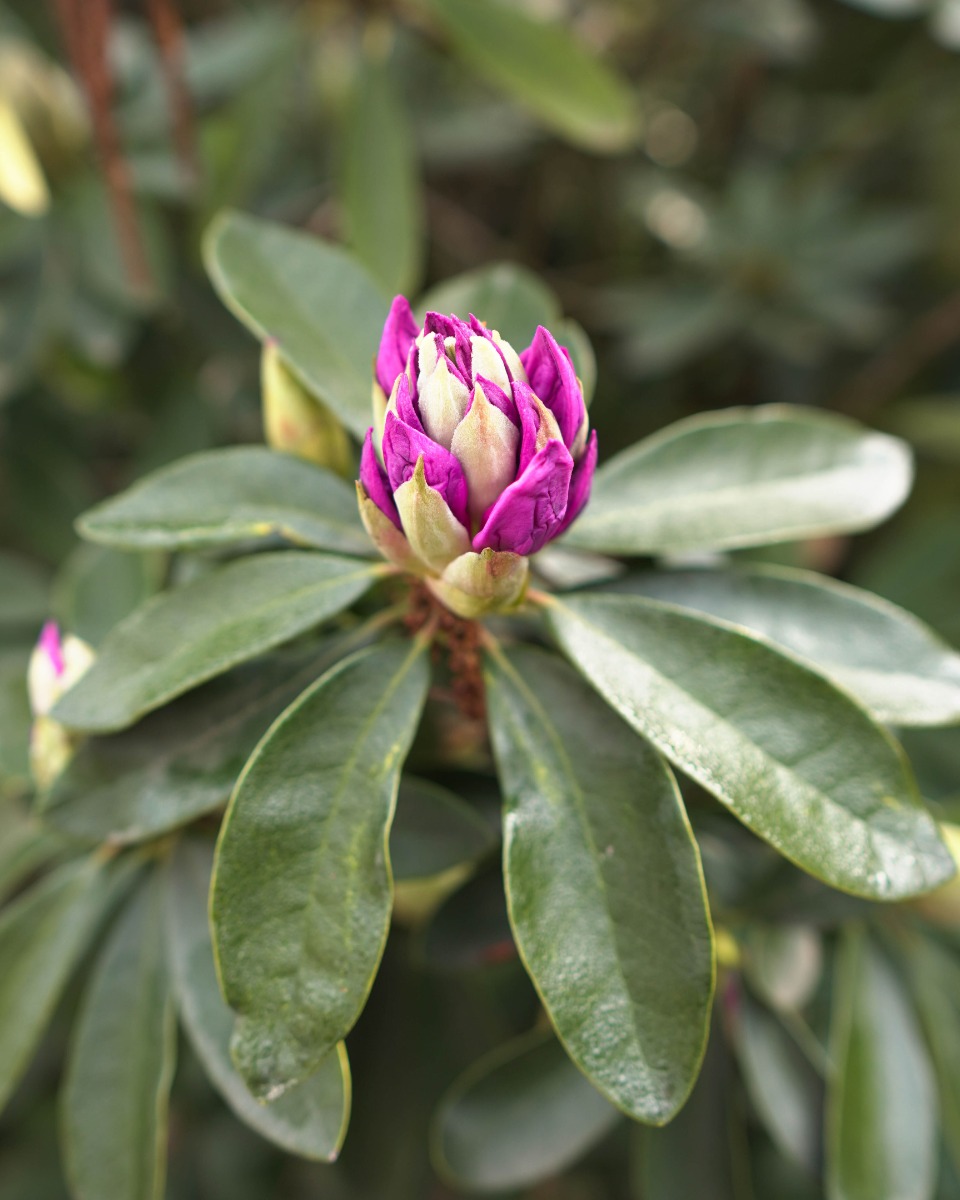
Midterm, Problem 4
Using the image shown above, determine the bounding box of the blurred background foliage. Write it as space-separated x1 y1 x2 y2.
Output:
2 0 960 1197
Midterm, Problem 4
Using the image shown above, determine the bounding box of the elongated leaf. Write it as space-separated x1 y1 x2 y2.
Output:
486 646 714 1124
212 639 430 1099
77 447 370 556
564 407 913 555
203 211 390 438
618 565 960 727
42 645 341 844
546 593 952 899
432 1029 621 1192
420 0 639 151
0 856 135 1113
906 937 960 1179
62 872 176 1200
52 552 380 733
339 56 423 295
419 264 561 353
0 800 67 902
735 992 821 1171
826 930 937 1200
0 649 31 794
165 840 350 1160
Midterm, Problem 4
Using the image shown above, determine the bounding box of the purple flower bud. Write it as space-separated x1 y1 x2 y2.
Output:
358 297 597 616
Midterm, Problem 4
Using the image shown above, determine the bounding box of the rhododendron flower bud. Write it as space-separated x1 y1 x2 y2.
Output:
27 620 94 790
357 296 597 618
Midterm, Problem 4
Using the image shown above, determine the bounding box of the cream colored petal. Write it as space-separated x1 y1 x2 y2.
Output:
394 457 471 572
450 385 520 526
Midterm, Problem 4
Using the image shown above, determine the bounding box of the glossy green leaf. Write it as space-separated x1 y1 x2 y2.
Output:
827 930 937 1200
52 552 380 733
564 406 913 555
62 871 176 1200
339 55 423 296
212 639 430 1100
391 777 496 882
418 263 560 352
203 211 390 439
165 839 350 1160
735 991 821 1171
432 1029 621 1192
546 593 953 899
77 448 370 556
486 646 714 1124
0 856 135 1113
420 0 639 151
619 565 960 727
0 550 47 627
42 645 341 845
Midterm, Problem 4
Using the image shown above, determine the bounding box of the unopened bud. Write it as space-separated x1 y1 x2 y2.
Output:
262 341 353 477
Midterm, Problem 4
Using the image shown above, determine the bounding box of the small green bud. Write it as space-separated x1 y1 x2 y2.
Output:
262 342 353 477
427 548 529 619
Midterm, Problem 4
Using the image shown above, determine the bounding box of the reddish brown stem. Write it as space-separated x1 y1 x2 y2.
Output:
147 0 200 185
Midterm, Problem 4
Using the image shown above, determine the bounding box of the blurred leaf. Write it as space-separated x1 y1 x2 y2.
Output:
418 262 561 351
52 543 161 649
0 550 47 627
907 936 960 1180
0 648 31 794
616 564 960 727
165 839 350 1161
886 396 960 463
546 592 953 900
742 923 823 1013
391 776 496 881
421 862 516 971
42 644 340 845
78 447 370 556
432 1029 621 1192
338 54 423 296
616 284 743 375
203 211 390 439
420 0 640 151
62 871 176 1200
735 991 821 1171
565 406 913 555
0 797 66 902
827 929 937 1200
211 640 430 1100
0 855 136 1112
486 646 714 1124
52 552 380 733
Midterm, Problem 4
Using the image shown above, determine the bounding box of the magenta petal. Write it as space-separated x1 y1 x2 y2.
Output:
513 382 544 474
476 376 520 427
473 440 573 557
382 412 470 529
360 429 401 529
520 326 584 449
557 430 598 535
394 373 424 433
39 621 65 676
376 296 419 394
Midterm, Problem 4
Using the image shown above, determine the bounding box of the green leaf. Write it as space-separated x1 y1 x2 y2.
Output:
564 406 913 555
62 871 176 1200
0 649 31 795
52 552 380 733
617 564 960 727
165 839 350 1160
203 211 390 439
418 263 561 352
734 991 820 1171
419 0 639 151
546 593 953 900
431 1029 621 1192
485 646 714 1124
77 448 370 557
826 930 937 1200
42 645 342 845
338 55 423 296
906 936 960 1180
0 550 48 627
742 922 823 1013
422 863 515 971
391 777 496 882
53 544 162 648
211 639 430 1100
0 799 67 903
0 856 136 1114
